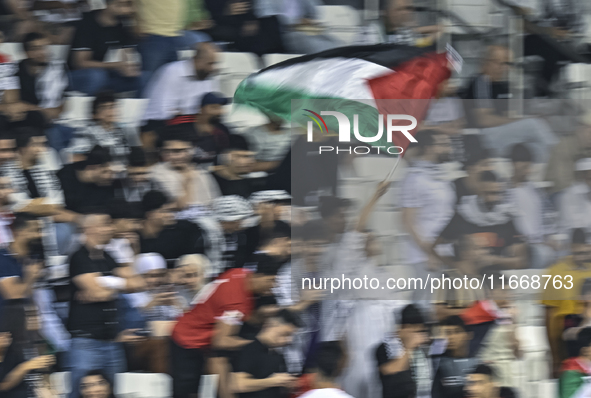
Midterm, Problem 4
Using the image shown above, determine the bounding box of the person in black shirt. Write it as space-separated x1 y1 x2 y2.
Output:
139 190 205 261
232 309 302 398
114 147 154 204
68 0 142 95
433 171 528 271
213 135 266 198
17 32 68 123
432 316 479 398
67 209 143 398
57 145 116 214
453 148 493 205
375 304 431 398
191 92 232 165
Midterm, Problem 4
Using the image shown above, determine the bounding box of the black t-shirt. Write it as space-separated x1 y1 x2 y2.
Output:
68 10 134 70
16 60 39 106
67 246 120 340
375 343 416 398
431 354 479 398
439 212 523 257
233 338 288 398
193 123 231 164
222 226 259 271
56 163 116 213
139 220 205 261
0 342 48 398
213 173 266 198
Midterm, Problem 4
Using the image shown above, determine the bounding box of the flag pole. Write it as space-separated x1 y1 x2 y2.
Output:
385 155 401 181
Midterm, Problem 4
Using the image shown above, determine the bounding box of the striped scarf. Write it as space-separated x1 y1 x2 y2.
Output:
2 159 62 200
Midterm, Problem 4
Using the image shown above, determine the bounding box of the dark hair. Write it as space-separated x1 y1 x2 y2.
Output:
23 32 45 53
499 387 517 398
253 254 281 276
300 220 327 242
400 304 425 326
319 196 349 219
141 190 170 215
315 341 345 379
276 309 303 328
412 129 441 155
14 127 44 149
80 369 114 397
159 126 194 147
92 90 116 117
0 129 15 143
479 170 498 183
227 134 250 152
464 148 491 169
441 315 468 331
509 143 533 163
84 145 112 167
80 206 110 216
127 146 147 168
577 328 591 355
471 363 495 378
11 212 38 233
107 198 143 220
572 228 587 245
255 294 277 309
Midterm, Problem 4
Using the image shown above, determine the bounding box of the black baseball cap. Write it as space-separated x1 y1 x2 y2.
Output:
201 92 230 107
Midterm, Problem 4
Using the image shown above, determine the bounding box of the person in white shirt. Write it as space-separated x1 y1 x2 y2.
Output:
299 341 355 398
506 143 558 269
559 158 591 239
141 42 219 124
400 129 455 296
150 129 221 209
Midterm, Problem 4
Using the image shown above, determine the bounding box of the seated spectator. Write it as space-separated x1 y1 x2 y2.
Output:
433 171 528 271
232 309 303 398
79 370 114 398
506 143 558 269
559 328 591 398
433 315 479 398
299 341 352 398
68 91 139 166
17 32 68 123
453 148 493 205
170 257 281 398
124 253 184 374
29 0 84 45
150 130 220 208
204 0 283 55
0 303 56 398
212 195 258 271
255 0 342 54
191 92 231 164
376 304 431 398
249 189 291 245
461 45 558 163
114 147 154 203
173 254 210 308
68 0 142 96
67 209 144 398
139 190 206 260
559 158 591 237
465 364 503 398
545 112 591 196
355 0 442 46
57 145 116 214
542 228 591 377
141 42 219 126
242 114 291 172
213 135 266 198
105 198 143 266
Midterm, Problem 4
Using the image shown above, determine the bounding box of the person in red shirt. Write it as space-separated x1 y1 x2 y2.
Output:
170 257 281 398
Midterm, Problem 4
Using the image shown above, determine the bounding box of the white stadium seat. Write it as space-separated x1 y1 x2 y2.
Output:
114 373 172 398
50 371 71 397
218 52 260 97
118 98 149 129
225 105 269 132
60 96 94 125
316 5 361 45
263 53 303 68
0 42 26 62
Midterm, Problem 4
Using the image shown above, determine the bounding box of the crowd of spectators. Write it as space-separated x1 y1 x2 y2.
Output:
0 1 591 398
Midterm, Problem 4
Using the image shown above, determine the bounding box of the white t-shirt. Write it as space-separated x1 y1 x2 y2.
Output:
399 162 455 264
300 388 355 398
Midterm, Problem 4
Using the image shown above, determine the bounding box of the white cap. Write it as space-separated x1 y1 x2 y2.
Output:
576 158 591 171
134 253 167 275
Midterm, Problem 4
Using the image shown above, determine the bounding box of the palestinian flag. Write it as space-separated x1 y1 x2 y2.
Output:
234 44 453 151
